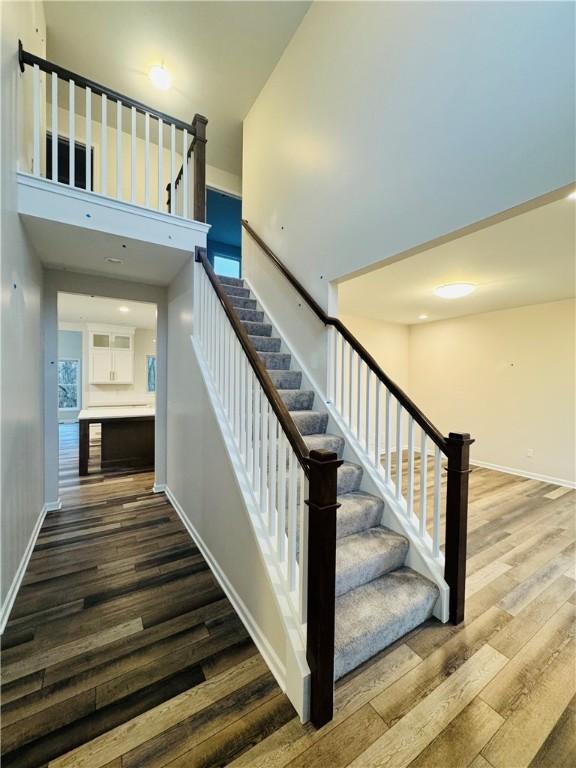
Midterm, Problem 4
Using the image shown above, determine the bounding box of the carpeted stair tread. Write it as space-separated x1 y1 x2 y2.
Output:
304 433 345 458
258 352 292 370
229 296 257 310
268 370 302 389
291 410 328 436
334 568 439 680
222 285 251 299
336 492 385 539
335 527 409 597
242 320 273 337
219 276 244 287
278 389 315 411
236 307 265 323
248 335 281 353
337 462 363 494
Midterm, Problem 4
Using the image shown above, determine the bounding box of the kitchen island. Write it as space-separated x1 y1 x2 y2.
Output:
78 406 155 475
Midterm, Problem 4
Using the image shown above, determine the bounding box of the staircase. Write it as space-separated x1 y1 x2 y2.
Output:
218 274 439 680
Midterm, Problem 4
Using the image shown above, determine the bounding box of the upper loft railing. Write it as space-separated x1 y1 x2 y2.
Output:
242 219 474 627
18 42 207 222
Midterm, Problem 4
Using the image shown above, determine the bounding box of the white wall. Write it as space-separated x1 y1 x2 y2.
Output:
342 300 576 486
0 1 46 627
167 257 303 710
243 1 575 311
409 300 576 486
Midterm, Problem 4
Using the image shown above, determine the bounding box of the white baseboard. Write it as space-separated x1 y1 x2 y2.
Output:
164 485 287 692
0 503 48 634
153 483 166 493
471 460 576 489
44 498 62 512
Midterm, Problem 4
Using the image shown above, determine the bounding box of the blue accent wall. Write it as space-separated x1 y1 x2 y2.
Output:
207 189 242 270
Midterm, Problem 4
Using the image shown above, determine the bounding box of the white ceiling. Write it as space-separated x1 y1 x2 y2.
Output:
22 215 191 285
338 197 576 325
59 293 157 329
44 1 311 176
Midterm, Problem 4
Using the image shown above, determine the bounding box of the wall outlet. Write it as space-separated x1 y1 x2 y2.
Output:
526 448 534 458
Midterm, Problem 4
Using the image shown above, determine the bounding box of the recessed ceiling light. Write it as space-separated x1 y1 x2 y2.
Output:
118 306 130 313
567 190 576 200
434 283 476 299
149 64 172 90
418 314 428 320
153 338 156 343
105 257 123 264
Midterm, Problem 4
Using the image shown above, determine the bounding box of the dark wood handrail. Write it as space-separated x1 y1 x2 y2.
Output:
195 247 310 467
18 42 196 134
241 220 448 453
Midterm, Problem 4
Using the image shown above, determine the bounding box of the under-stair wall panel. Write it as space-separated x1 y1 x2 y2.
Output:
166 259 305 713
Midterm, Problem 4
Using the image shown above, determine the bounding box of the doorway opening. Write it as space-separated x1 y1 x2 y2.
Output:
57 293 158 497
206 187 242 278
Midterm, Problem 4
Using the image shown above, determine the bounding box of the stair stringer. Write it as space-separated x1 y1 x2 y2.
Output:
191 334 311 721
244 278 449 623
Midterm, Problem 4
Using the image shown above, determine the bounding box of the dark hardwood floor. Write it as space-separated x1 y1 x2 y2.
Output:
0 423 295 768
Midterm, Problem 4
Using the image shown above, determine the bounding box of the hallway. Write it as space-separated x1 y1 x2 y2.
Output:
0 425 295 767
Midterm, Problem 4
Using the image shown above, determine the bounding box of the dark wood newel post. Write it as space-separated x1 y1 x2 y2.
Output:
306 448 342 728
192 113 208 223
444 431 474 625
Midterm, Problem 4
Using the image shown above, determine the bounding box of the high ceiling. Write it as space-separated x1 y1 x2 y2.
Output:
44 1 311 176
59 293 157 329
338 197 576 325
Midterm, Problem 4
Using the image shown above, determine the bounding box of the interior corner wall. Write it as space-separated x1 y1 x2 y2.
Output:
0 0 46 622
242 1 575 311
207 165 241 198
408 300 576 486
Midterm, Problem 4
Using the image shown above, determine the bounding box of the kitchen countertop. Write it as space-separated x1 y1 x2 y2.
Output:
78 405 155 420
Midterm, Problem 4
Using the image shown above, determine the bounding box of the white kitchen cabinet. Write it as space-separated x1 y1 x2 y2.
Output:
88 326 135 384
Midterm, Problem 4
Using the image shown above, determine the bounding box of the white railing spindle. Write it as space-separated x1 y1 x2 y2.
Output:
157 118 163 210
100 94 107 195
433 445 441 557
32 64 40 175
182 128 188 218
116 99 122 198
407 417 415 516
395 401 403 499
51 72 58 181
420 432 428 536
68 81 75 186
85 87 91 191
144 112 150 207
131 105 136 202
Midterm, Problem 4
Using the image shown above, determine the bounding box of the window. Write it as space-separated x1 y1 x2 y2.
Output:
58 359 80 409
147 355 156 393
214 255 240 279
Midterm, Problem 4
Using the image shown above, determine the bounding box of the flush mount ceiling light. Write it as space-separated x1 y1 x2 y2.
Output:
118 306 130 313
149 64 172 91
105 257 123 264
418 314 428 320
434 283 476 299
567 190 576 200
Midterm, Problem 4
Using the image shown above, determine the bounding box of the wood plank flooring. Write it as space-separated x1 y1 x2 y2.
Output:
1 422 575 767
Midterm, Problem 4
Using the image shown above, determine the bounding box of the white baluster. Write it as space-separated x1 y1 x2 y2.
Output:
144 112 150 208
131 106 136 202
385 389 392 482
116 100 122 198
170 123 176 214
268 416 277 535
157 118 163 210
51 72 57 181
433 445 441 557
85 87 92 191
68 80 75 186
253 375 260 490
246 366 253 479
339 334 345 415
234 340 240 440
100 94 107 196
182 128 188 218
420 432 428 537
260 393 268 517
365 368 371 454
407 417 415 516
327 327 336 403
32 64 40 175
288 450 298 590
395 401 403 499
374 380 382 472
277 432 287 562
240 355 247 460
348 345 354 427
356 358 363 440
